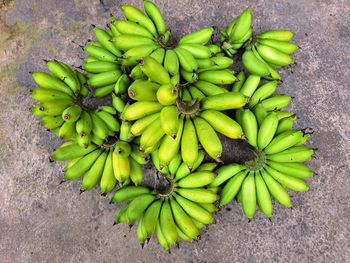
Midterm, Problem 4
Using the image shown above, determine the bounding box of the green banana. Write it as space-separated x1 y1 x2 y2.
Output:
181 118 198 170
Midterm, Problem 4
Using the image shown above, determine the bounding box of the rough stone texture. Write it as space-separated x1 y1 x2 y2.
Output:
1 0 349 262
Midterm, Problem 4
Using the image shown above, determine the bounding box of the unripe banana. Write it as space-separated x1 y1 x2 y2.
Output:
140 56 170 84
176 188 217 204
201 92 247 111
181 118 198 170
87 70 122 88
119 120 134 142
112 35 155 51
47 61 80 95
257 30 294 41
40 99 74 116
58 121 76 139
266 161 314 178
198 69 236 85
241 109 258 147
239 75 261 97
51 142 97 161
241 171 256 219
160 106 179 138
31 88 73 102
156 84 178 105
210 164 245 188
90 112 112 140
220 170 248 206
81 150 108 191
114 74 131 95
193 117 222 162
100 150 117 193
242 49 270 77
83 45 117 63
194 80 228 96
257 39 298 54
137 216 147 246
31 72 75 97
113 20 155 39
164 49 180 76
261 169 292 208
255 43 294 66
142 199 163 237
276 115 297 134
176 171 215 188
255 171 273 218
249 80 278 108
76 133 91 148
174 47 198 72
130 112 160 136
159 199 178 246
260 95 292 111
40 115 64 130
144 0 167 35
140 117 165 151
122 44 158 64
266 146 314 163
111 185 151 203
180 68 198 83
200 110 243 139
95 110 120 132
130 145 150 165
62 105 82 122
257 112 279 149
264 130 303 154
112 153 130 182
121 5 158 37
188 86 206 100
127 194 156 225
149 47 165 64
175 151 205 181
252 103 268 126
230 8 252 42
156 218 170 251
92 26 122 56
178 27 213 45
122 101 163 121
82 61 119 74
178 44 212 59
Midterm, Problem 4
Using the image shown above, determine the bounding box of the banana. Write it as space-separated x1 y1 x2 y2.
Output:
114 74 131 95
137 216 147 247
210 163 245 187
92 26 122 56
96 110 120 132
167 154 183 177
266 146 314 163
39 99 74 116
188 86 206 100
176 188 217 204
46 61 80 95
77 133 92 148
255 43 294 66
112 35 155 51
130 65 146 80
100 150 117 193
175 151 205 181
198 69 236 85
114 141 131 158
198 57 234 72
140 117 165 151
178 27 213 45
112 153 130 182
82 61 119 74
93 84 115 98
261 169 292 208
249 80 278 108
193 117 222 162
119 121 134 142
121 5 158 37
208 44 221 54
31 88 73 102
87 70 122 88
242 49 270 77
252 103 268 126
144 0 167 36
276 115 297 134
176 171 215 188
180 68 198 83
241 109 258 147
257 39 298 55
265 166 309 192
130 145 150 165
251 45 281 80
194 80 228 96
81 150 108 191
266 161 314 178
126 194 156 225
159 199 178 246
201 92 247 111
130 112 160 136
159 106 179 138
129 157 144 186
90 112 112 140
219 170 247 206
32 104 48 117
156 84 178 105
170 197 199 240
264 130 303 154
51 142 97 161
174 47 198 72
149 47 165 64
62 105 82 122
178 44 211 59
111 186 151 203
139 56 170 84
156 218 170 251
123 101 163 121
76 111 92 137
113 20 155 39
241 171 256 219
229 8 252 42
58 121 76 139
40 115 64 130
111 93 126 113
200 110 243 139
122 44 158 63
181 87 192 101
164 49 179 76
158 118 184 166
174 193 214 224
115 204 130 224
83 45 117 62
255 171 272 218
64 149 102 181
142 199 163 237
257 30 294 41
181 118 198 170
257 112 279 149
239 75 261 97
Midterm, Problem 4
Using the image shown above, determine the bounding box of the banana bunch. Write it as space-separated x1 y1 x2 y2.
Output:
211 109 314 219
31 61 121 148
242 30 298 80
51 139 149 192
112 154 218 250
220 8 253 56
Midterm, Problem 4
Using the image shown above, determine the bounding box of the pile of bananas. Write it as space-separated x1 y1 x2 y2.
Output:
30 1 316 251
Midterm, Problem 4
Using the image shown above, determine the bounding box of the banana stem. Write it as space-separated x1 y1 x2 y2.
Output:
176 96 200 117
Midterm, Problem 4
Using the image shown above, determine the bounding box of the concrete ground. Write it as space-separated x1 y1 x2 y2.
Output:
1 0 349 262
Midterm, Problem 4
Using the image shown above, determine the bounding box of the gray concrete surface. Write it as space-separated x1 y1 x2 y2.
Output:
1 0 350 262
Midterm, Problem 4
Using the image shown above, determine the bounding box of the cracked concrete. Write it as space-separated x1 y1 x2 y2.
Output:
0 0 349 262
